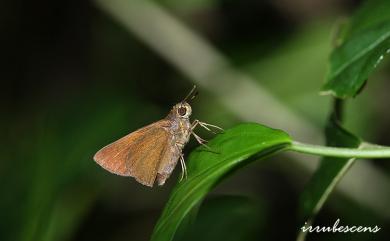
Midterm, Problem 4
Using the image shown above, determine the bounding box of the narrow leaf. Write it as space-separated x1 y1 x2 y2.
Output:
297 119 361 241
151 123 291 241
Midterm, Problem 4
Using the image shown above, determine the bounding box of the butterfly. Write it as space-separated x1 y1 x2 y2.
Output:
93 86 222 187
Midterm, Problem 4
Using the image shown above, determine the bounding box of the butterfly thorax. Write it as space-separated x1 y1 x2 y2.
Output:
165 111 191 148
165 101 193 148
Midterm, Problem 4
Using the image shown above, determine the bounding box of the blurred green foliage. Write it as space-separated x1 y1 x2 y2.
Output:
1 0 390 241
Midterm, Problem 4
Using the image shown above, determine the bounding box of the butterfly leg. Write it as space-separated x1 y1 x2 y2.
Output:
191 120 222 150
179 153 188 181
192 119 224 134
176 143 188 181
191 131 212 151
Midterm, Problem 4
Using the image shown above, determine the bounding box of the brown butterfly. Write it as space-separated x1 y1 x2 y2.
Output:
93 86 222 187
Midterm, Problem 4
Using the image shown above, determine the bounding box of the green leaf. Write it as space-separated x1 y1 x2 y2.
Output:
151 123 291 241
174 195 265 241
343 0 390 38
297 118 361 241
321 0 390 98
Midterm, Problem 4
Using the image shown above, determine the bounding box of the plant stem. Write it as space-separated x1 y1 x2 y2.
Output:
290 141 390 159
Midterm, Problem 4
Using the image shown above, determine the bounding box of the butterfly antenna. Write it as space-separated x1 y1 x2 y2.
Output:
182 85 198 103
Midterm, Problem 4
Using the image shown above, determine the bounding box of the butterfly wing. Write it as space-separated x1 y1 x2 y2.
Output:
93 120 172 187
126 126 173 186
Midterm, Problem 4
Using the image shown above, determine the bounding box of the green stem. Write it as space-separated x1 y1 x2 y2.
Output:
290 141 390 159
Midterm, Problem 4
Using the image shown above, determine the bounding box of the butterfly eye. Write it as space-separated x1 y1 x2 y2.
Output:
178 106 187 116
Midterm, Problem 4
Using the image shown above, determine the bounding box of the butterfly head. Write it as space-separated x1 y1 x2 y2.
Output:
173 102 192 119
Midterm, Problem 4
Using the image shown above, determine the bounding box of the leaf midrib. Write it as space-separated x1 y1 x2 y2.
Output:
330 29 390 79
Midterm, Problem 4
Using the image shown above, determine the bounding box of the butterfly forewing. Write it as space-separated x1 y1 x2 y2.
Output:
93 120 172 187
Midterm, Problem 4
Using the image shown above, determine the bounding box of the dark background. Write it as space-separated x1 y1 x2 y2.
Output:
1 0 389 241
